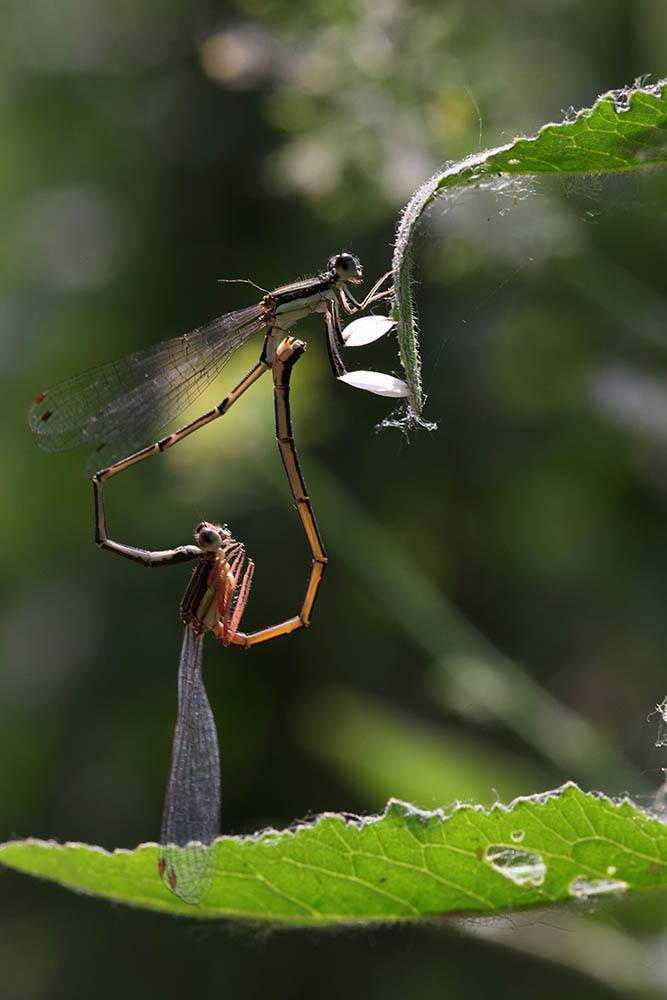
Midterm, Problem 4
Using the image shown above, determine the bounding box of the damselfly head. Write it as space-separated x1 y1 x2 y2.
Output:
329 252 362 284
194 521 230 552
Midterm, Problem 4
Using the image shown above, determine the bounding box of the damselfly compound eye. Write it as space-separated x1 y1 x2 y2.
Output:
195 523 223 550
331 252 361 282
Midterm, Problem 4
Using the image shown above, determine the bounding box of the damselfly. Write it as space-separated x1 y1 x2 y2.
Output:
96 339 326 902
161 520 252 903
29 253 407 477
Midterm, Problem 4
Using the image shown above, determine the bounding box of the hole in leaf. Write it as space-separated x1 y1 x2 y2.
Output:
485 846 546 886
568 876 628 899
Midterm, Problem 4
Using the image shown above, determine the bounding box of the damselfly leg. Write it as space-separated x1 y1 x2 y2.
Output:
94 339 327 641
94 337 327 642
230 338 327 646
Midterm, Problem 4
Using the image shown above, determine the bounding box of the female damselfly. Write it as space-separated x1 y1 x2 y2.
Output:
96 339 326 903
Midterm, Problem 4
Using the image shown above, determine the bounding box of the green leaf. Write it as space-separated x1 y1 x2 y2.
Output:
389 79 667 424
3 784 667 923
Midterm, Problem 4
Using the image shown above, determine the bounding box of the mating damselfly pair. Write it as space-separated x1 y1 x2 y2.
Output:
29 253 406 903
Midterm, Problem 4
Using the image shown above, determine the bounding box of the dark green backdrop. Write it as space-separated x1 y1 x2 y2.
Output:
2 0 666 996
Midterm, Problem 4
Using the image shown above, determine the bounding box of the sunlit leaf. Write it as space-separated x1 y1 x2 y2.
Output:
2 784 667 923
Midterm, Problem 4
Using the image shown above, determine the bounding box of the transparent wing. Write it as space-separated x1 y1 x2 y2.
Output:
159 625 220 904
28 303 266 473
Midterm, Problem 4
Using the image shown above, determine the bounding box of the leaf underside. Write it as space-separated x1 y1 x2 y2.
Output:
2 784 667 923
391 79 667 423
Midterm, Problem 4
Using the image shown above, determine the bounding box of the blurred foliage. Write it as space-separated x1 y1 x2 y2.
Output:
2 0 667 996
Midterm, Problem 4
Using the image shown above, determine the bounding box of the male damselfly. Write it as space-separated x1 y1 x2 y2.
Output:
29 253 407 478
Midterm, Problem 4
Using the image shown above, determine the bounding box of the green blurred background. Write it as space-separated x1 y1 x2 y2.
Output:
2 0 667 996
